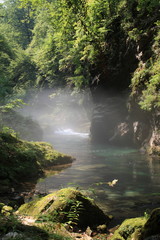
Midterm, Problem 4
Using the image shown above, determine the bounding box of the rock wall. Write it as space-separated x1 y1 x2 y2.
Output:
90 92 128 144
88 5 160 154
90 89 160 153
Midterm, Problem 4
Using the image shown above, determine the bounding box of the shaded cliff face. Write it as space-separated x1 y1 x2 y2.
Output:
90 87 159 153
90 91 129 143
89 9 160 153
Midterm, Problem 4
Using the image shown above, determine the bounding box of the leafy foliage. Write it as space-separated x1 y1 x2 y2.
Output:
139 58 160 111
131 23 160 111
0 0 34 49
0 33 15 99
0 0 159 110
0 99 26 113
0 0 36 100
18 0 126 89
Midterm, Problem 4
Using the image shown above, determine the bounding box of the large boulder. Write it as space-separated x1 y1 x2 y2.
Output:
111 208 160 240
17 188 110 229
0 132 74 193
110 217 146 240
140 208 160 240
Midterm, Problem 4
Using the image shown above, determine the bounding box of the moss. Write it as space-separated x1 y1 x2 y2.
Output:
17 187 110 229
0 212 72 240
111 217 146 240
1 205 13 216
18 188 80 217
30 141 74 166
0 131 74 190
140 208 160 239
130 26 160 112
0 131 19 143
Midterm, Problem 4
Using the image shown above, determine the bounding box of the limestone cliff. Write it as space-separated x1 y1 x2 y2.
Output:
89 5 160 154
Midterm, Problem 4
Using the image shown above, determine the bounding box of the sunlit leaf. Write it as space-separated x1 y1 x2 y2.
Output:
107 179 118 187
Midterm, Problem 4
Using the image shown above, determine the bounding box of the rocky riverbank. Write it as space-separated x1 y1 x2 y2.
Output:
0 131 74 204
1 187 160 240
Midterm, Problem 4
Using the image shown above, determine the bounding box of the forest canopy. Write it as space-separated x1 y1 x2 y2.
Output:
0 0 159 111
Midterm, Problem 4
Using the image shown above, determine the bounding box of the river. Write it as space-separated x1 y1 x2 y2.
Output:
36 128 160 224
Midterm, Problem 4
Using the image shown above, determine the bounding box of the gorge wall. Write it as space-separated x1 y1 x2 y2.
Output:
89 10 160 154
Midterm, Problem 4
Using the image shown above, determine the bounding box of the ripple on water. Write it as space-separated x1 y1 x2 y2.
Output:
124 190 141 197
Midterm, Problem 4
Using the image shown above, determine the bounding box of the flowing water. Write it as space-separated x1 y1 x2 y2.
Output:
36 128 160 224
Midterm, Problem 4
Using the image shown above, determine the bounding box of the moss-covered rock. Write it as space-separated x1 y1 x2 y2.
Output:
0 206 71 240
1 205 13 216
17 187 110 229
140 208 160 240
0 132 74 191
110 217 146 240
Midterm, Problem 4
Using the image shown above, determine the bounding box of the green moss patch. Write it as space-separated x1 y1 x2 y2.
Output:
18 187 110 229
0 205 72 240
0 132 74 191
112 208 160 240
140 208 160 239
111 217 146 240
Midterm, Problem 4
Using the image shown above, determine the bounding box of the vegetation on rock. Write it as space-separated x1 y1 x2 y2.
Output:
130 21 160 112
111 208 160 240
18 187 110 229
0 131 74 192
111 217 146 240
0 205 71 240
0 0 159 96
0 0 160 237
140 208 160 239
0 0 159 152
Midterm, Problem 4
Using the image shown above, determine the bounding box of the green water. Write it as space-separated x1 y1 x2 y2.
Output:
36 129 160 223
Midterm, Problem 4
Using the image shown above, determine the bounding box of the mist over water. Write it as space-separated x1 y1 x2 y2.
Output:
18 89 160 223
19 89 92 137
54 128 89 138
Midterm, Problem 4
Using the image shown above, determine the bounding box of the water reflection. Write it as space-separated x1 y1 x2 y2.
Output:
36 128 160 222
